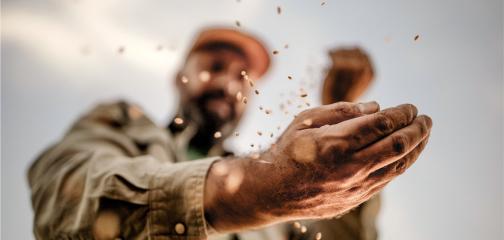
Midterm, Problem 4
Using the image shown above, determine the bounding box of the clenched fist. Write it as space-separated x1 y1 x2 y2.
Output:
204 101 432 232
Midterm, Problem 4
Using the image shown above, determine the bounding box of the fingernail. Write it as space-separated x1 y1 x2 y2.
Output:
358 101 379 113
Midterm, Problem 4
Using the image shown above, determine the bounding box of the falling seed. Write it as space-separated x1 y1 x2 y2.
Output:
181 76 189 84
241 70 247 76
272 50 279 55
214 131 222 139
315 232 322 240
259 106 264 110
250 144 254 147
284 44 289 49
257 131 262 136
300 225 307 233
321 1 326 6
300 93 308 98
414 34 420 41
235 20 241 27
236 91 243 101
80 45 91 55
255 89 260 95
293 222 301 228
243 97 248 104
235 131 240 136
277 6 282 15
305 102 311 107
303 119 313 127
265 109 272 114
199 71 211 82
257 160 272 164
117 46 125 54
270 133 274 138
277 126 281 130
248 79 255 87
288 75 293 80
174 117 184 125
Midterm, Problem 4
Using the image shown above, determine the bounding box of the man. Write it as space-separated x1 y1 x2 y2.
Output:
28 27 432 239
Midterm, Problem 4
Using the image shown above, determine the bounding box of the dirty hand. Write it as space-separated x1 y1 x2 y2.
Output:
204 101 432 232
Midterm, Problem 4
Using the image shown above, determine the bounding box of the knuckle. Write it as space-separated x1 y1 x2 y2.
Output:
392 134 409 155
374 113 394 133
335 102 360 116
332 138 351 154
401 104 418 119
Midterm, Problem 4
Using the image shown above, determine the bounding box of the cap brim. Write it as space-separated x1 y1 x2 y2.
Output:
190 27 270 78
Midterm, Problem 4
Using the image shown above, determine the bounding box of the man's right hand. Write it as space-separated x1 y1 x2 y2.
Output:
204 101 432 232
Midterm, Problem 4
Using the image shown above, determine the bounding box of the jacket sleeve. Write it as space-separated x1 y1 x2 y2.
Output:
27 101 217 239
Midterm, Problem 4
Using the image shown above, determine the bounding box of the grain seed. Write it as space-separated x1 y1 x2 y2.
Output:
117 46 125 54
199 71 211 82
236 91 243 102
303 119 313 127
293 222 301 228
174 117 184 125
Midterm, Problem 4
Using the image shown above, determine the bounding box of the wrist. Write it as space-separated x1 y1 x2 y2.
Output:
204 156 263 232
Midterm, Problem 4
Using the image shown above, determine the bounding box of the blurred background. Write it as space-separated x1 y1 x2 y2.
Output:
1 0 502 239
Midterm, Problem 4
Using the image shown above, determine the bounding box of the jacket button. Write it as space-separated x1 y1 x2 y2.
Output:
175 223 186 235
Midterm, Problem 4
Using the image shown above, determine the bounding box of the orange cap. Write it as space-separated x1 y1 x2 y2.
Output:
189 27 270 78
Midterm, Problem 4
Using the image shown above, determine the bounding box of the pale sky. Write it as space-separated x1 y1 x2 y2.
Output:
2 0 503 239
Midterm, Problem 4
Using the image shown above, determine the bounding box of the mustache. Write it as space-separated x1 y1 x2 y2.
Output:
196 88 234 105
194 88 237 121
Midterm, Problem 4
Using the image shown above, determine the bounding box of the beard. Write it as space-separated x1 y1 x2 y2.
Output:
193 88 236 130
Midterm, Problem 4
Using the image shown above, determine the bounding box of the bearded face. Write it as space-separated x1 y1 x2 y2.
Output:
176 45 251 135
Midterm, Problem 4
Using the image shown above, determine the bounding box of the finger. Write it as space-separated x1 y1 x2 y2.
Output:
355 115 432 174
320 104 418 151
364 136 429 189
297 101 380 130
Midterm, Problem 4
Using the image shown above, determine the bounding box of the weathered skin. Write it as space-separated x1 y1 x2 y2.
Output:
204 101 432 232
